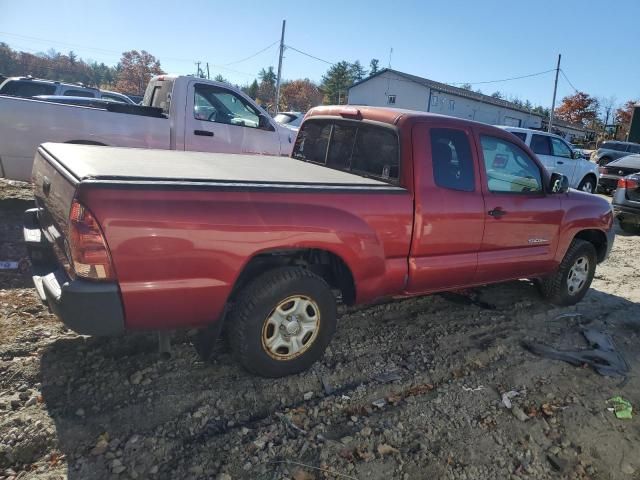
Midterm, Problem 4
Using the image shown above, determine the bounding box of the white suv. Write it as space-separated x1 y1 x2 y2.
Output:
0 77 134 104
499 127 599 193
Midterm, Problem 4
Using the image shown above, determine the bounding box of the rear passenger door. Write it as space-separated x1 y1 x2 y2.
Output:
406 122 485 293
549 136 576 184
474 129 562 282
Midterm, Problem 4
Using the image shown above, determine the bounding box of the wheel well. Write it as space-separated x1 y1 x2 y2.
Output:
231 249 356 305
65 140 107 146
574 229 607 262
583 173 597 183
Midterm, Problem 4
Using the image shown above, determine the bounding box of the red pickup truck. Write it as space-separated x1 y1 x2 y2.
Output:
24 106 614 377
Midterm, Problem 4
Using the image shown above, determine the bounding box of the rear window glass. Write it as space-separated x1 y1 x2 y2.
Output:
63 89 95 97
0 80 56 97
292 120 400 183
430 128 475 191
531 134 552 155
601 142 622 151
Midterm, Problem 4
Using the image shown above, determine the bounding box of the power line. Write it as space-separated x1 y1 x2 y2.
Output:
560 69 579 93
449 69 556 86
223 40 278 66
285 45 334 65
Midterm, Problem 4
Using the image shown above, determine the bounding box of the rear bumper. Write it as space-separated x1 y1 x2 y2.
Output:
613 203 640 224
24 208 125 336
598 175 619 191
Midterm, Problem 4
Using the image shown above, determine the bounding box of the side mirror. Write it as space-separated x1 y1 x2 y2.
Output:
550 172 569 194
572 150 582 159
258 114 275 131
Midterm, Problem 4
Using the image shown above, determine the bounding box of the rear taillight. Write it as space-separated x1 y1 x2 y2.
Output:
68 199 114 280
617 177 639 190
599 166 608 174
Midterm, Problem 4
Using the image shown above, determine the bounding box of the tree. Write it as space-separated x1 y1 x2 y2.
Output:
554 91 599 127
242 79 259 99
279 79 323 111
369 58 379 76
460 83 473 91
349 60 367 82
68 51 77 65
321 61 354 105
615 100 638 140
490 91 503 99
256 66 277 109
598 95 617 126
114 50 165 95
214 74 228 83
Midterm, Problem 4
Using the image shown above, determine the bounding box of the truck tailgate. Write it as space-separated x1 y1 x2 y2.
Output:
31 145 78 273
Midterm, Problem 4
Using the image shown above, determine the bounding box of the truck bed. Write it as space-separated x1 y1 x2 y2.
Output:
39 143 399 189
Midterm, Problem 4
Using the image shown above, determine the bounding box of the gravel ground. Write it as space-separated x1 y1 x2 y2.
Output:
1 178 639 480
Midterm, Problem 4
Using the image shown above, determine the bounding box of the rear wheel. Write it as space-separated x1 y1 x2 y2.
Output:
538 239 596 306
577 176 596 193
227 267 337 377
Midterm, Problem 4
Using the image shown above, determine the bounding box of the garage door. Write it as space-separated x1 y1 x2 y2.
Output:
503 116 522 127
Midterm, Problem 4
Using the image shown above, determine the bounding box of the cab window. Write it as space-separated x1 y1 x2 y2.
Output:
480 135 542 194
430 128 475 191
292 119 400 184
193 84 260 128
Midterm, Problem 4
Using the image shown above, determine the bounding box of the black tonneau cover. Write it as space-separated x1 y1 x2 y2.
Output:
39 143 401 190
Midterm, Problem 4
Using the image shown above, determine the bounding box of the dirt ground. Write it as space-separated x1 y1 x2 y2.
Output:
1 178 639 480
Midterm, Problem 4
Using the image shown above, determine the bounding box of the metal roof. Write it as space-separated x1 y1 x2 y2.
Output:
349 68 545 118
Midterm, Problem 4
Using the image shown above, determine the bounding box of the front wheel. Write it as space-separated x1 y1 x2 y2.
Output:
538 239 596 306
577 176 596 193
227 267 337 377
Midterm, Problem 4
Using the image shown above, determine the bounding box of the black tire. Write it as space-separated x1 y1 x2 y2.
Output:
577 176 596 194
227 267 337 377
597 157 610 166
619 220 640 235
538 239 597 306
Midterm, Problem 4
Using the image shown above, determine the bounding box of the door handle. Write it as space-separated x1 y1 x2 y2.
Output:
557 160 564 165
488 208 507 217
194 130 214 137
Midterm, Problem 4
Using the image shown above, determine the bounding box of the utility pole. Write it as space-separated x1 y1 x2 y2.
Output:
275 19 286 114
206 62 210 80
548 54 561 132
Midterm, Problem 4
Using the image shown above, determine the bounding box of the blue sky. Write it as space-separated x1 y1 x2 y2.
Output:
1 0 639 109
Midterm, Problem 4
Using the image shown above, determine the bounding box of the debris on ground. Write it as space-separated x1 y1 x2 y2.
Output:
522 328 630 377
607 396 633 419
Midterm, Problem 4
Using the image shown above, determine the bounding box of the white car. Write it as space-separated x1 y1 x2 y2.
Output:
0 75 295 181
0 77 135 104
499 127 599 193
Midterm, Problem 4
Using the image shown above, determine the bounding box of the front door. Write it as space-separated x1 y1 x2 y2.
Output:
406 122 486 293
185 82 281 155
529 133 556 175
549 136 578 185
474 129 563 282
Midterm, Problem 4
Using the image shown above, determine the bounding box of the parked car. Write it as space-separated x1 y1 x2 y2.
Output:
33 95 130 108
597 155 640 194
592 140 640 166
24 106 614 377
0 77 137 104
612 173 640 234
274 111 304 130
499 127 599 193
0 75 295 181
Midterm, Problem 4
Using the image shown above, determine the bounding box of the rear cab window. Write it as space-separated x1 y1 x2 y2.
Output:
292 119 400 184
430 128 475 191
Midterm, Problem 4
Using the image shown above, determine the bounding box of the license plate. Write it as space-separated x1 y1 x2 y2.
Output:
0 261 19 270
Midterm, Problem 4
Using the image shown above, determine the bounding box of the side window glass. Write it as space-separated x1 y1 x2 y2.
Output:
530 134 552 155
629 145 640 154
193 84 260 128
430 128 475 191
480 135 542 194
64 89 95 97
511 131 527 142
551 138 572 158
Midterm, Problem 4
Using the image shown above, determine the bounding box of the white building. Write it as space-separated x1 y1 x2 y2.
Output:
348 69 544 129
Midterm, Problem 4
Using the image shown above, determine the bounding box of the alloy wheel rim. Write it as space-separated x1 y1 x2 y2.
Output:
581 181 593 193
261 295 320 360
567 256 589 295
